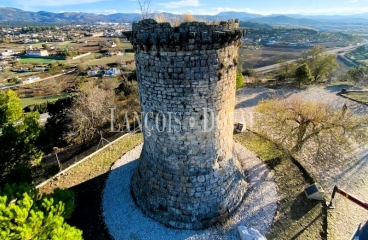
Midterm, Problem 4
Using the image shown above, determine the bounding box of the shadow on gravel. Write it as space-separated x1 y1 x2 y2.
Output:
67 172 112 240
290 191 320 220
236 91 275 109
333 149 368 184
290 209 325 240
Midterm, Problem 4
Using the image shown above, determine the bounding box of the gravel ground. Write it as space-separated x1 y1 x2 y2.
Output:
102 143 278 240
235 84 368 240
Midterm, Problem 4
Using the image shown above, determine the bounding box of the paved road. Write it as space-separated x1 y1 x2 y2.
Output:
253 45 360 73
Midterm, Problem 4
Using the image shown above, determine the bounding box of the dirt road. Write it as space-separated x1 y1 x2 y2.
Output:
0 69 76 90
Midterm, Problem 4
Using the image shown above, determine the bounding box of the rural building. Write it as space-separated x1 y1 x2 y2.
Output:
16 68 29 73
87 70 100 77
104 68 120 76
24 76 40 84
0 59 9 65
0 49 14 58
34 67 47 72
108 50 123 56
26 49 49 56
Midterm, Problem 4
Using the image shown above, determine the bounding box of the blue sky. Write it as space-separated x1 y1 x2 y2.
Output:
1 0 368 15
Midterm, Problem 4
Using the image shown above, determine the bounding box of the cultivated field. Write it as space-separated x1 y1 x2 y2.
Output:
14 72 79 98
20 93 70 108
87 53 135 65
239 46 305 69
19 58 64 64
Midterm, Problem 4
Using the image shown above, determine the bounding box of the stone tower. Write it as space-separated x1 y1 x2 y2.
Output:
125 19 247 230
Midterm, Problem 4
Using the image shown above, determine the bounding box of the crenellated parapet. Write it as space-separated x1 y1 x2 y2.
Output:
124 19 244 52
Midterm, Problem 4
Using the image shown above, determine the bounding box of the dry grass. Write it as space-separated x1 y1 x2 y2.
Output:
182 12 195 22
153 12 220 27
38 132 143 194
37 132 142 240
153 12 194 27
234 132 327 240
342 91 368 104
153 12 171 24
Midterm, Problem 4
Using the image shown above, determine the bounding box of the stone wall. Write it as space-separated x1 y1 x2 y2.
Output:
126 19 247 230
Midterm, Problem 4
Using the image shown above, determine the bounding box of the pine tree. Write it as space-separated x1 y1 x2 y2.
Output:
294 63 312 88
0 183 83 240
0 90 52 184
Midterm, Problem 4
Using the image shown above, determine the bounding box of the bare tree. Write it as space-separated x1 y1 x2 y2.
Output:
255 96 368 160
67 81 116 147
137 0 152 19
77 62 87 73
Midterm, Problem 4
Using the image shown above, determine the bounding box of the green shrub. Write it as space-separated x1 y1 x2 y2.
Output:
236 71 244 89
0 183 82 240
244 68 258 78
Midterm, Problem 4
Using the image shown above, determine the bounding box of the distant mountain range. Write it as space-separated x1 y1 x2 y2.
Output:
0 7 140 23
0 7 368 25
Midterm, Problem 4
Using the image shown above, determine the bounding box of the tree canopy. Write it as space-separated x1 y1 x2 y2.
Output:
276 59 296 82
236 71 243 89
347 66 368 86
255 96 368 160
294 63 312 88
0 183 82 240
301 46 338 82
0 90 23 127
67 80 117 147
0 90 49 184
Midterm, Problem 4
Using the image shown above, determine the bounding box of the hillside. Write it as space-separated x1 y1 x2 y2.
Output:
249 15 320 26
0 7 140 23
239 21 273 29
0 7 368 25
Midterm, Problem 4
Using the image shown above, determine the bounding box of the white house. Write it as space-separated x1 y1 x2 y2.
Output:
26 49 49 57
104 68 120 76
0 50 14 58
34 67 47 72
24 76 41 84
87 70 100 77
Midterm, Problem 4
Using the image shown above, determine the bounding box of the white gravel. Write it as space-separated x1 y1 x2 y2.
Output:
235 85 368 240
102 143 278 240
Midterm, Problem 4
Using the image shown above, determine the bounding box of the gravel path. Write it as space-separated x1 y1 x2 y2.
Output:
235 85 368 240
102 143 278 240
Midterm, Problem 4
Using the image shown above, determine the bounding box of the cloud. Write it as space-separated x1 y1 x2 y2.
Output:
349 0 359 2
14 0 108 7
158 0 200 9
156 7 254 16
86 9 118 15
212 7 253 13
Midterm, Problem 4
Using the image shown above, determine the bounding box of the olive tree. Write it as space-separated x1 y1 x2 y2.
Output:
301 46 338 82
347 66 368 86
255 96 368 159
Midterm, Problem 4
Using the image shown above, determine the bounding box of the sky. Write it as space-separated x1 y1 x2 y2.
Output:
1 0 368 16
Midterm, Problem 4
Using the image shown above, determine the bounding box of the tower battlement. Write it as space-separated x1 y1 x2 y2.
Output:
125 19 244 52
